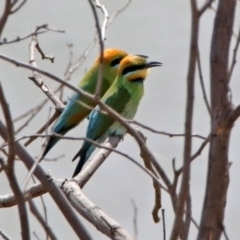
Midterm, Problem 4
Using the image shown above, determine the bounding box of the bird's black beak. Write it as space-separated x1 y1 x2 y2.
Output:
136 54 149 59
146 61 162 68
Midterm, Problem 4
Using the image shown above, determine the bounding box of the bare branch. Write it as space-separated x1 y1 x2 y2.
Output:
221 223 230 240
0 228 12 240
108 0 132 26
0 30 47 45
196 48 211 116
130 199 138 240
30 176 49 240
0 84 30 240
0 23 64 46
94 0 109 41
131 120 206 140
24 111 59 147
199 0 215 16
88 0 105 98
190 134 210 161
137 131 161 222
15 111 41 135
162 209 166 240
61 179 134 239
10 0 26 14
35 43 55 63
29 27 64 111
73 135 165 190
173 134 210 179
0 133 167 208
17 176 135 240
0 0 11 38
7 133 167 191
198 0 236 239
171 0 198 238
65 40 97 81
227 105 240 124
1 156 135 240
28 200 58 240
0 120 92 240
0 183 46 208
65 0 131 80
184 194 192 239
32 232 40 240
13 98 49 123
228 25 240 82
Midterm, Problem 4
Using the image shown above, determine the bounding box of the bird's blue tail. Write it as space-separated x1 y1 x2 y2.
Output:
41 136 60 159
72 143 96 177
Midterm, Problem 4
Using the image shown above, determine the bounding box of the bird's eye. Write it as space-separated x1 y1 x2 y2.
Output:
122 64 145 75
110 57 123 67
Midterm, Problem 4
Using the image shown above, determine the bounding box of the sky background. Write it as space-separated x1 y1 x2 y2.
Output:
0 0 240 239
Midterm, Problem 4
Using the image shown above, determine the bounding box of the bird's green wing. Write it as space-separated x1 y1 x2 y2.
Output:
86 86 131 140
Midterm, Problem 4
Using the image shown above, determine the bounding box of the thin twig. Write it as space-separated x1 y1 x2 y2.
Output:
137 130 161 222
131 120 206 140
22 107 53 188
184 194 192 239
15 111 40 135
29 27 65 111
228 25 240 82
0 228 12 240
65 0 131 80
94 0 109 41
108 0 132 26
0 25 64 45
60 43 73 100
11 133 167 191
88 0 106 98
196 48 211 116
24 111 59 147
0 30 47 45
199 0 215 16
28 199 58 240
65 40 97 81
10 0 26 14
30 176 49 240
162 209 166 240
32 231 40 240
221 223 230 240
190 134 211 161
13 97 50 123
130 199 138 240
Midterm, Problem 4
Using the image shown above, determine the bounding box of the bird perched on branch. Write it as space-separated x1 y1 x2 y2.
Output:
40 48 129 159
72 55 162 177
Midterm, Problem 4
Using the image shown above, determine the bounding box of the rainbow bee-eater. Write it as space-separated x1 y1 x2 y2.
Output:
72 55 162 177
41 49 129 159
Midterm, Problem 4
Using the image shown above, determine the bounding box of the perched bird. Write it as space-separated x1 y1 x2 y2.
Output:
41 49 129 159
72 55 162 177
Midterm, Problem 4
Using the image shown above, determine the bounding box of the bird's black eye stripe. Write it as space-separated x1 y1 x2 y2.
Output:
130 77 144 83
110 57 123 66
122 64 146 75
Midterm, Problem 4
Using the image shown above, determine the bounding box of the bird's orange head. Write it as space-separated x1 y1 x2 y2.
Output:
95 48 128 83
